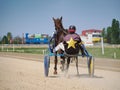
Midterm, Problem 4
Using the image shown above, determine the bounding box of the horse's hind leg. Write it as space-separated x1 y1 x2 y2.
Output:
64 57 70 78
76 57 79 75
66 57 70 72
60 56 65 71
54 55 58 74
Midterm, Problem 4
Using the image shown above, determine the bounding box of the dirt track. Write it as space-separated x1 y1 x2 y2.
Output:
0 52 120 72
0 53 120 90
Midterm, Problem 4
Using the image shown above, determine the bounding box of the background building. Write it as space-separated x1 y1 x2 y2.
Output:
80 29 102 46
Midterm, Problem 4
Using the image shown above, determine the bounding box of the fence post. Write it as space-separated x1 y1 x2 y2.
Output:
101 37 104 55
13 44 15 52
43 50 45 55
114 52 116 59
2 44 4 51
43 49 47 55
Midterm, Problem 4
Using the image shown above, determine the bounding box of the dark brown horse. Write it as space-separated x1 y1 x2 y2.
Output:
52 16 68 74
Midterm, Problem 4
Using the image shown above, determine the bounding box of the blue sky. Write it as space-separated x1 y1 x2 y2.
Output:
0 0 120 37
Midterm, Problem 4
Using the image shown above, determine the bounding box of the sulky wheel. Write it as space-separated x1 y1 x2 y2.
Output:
88 56 94 77
44 55 50 77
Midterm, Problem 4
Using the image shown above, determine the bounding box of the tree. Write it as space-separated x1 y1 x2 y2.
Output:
1 35 8 44
102 28 107 42
105 19 120 44
7 32 12 44
111 19 120 44
13 36 22 44
0 36 2 44
106 27 112 43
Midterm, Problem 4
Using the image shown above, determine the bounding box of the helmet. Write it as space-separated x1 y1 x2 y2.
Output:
68 25 76 33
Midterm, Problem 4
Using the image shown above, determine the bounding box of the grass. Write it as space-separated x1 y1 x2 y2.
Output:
0 48 47 54
0 47 120 60
86 47 120 59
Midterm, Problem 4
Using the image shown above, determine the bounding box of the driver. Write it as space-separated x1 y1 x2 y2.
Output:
53 25 85 56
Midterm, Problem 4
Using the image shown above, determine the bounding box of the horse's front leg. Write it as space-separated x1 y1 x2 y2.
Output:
76 57 79 75
54 54 58 74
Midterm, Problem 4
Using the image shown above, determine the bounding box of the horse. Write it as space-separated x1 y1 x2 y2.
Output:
52 17 80 75
52 16 67 74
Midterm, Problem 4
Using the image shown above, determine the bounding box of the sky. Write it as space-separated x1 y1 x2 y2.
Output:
0 0 120 38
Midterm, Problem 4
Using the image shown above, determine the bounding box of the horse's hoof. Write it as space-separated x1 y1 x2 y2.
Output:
53 71 57 74
60 66 64 71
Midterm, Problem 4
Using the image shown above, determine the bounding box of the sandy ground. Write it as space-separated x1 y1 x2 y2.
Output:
0 56 120 90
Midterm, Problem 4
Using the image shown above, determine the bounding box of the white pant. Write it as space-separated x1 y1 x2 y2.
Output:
54 42 65 52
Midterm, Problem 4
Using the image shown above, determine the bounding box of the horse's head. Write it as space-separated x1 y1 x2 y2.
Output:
53 16 63 31
52 16 68 44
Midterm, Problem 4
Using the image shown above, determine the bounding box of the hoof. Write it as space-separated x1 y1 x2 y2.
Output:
53 71 57 74
60 66 64 71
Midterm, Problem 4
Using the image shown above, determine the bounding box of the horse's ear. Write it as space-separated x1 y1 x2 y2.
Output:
53 17 55 21
60 16 62 21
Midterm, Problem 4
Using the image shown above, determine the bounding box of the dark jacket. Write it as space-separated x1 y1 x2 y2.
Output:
63 33 81 55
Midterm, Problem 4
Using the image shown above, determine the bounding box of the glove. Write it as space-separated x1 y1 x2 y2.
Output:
53 49 56 53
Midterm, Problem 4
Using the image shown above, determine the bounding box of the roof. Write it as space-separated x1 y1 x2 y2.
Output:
82 29 102 35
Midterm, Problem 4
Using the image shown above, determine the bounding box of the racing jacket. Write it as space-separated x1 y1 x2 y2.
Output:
63 33 82 55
